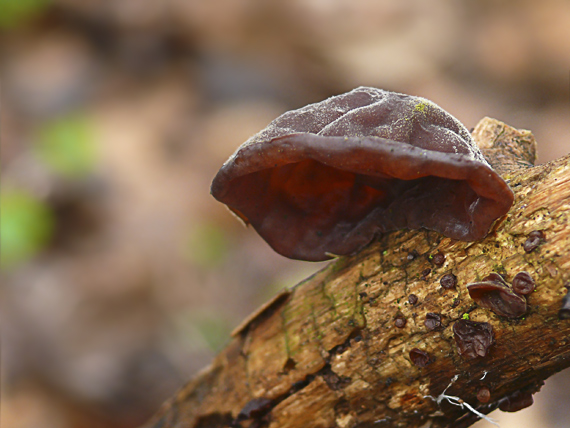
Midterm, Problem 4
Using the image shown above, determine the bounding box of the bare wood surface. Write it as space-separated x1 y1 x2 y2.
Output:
142 118 570 428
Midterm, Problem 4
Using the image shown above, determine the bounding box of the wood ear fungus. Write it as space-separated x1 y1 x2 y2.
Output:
523 230 544 253
512 271 535 295
477 387 491 403
498 390 534 412
440 273 457 290
467 273 527 318
431 253 446 266
409 348 432 367
394 316 407 328
211 87 514 261
453 319 494 359
424 313 443 331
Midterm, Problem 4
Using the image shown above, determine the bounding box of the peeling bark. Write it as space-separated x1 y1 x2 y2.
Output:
142 118 570 428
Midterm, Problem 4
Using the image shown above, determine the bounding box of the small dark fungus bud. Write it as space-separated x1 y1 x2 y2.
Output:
431 253 446 266
408 294 419 305
451 298 461 308
409 348 432 367
394 317 407 328
236 397 274 422
453 319 494 359
512 271 535 295
499 390 534 412
559 288 570 320
421 268 431 280
468 277 527 318
440 273 457 290
477 387 491 403
424 312 443 330
523 230 544 253
211 87 514 261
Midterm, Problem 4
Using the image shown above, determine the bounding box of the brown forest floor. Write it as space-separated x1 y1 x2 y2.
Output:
1 2 569 428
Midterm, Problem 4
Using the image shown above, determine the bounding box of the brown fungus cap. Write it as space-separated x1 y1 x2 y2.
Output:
467 273 527 318
499 390 534 412
453 319 494 359
512 271 535 295
211 87 514 261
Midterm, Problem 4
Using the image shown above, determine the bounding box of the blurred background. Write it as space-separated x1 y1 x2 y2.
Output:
1 1 569 427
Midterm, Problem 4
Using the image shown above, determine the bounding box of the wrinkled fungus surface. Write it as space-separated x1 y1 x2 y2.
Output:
523 230 544 253
453 319 494 359
394 316 407 328
467 273 527 318
440 273 457 289
211 87 514 261
431 252 446 266
409 348 432 367
512 271 535 295
424 313 443 330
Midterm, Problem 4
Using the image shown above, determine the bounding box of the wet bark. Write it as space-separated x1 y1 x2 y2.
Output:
142 118 570 428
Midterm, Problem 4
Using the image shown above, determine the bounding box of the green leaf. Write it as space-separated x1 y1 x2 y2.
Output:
35 115 97 178
0 0 50 29
1 189 53 270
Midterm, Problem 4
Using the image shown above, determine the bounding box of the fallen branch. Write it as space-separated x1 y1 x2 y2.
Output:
142 118 570 428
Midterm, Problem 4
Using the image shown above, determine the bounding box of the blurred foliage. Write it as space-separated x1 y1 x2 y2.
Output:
0 0 50 29
175 310 232 353
1 189 53 270
34 115 97 179
186 221 230 268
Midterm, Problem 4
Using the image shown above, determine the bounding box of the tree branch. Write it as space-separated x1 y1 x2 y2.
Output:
142 118 570 428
